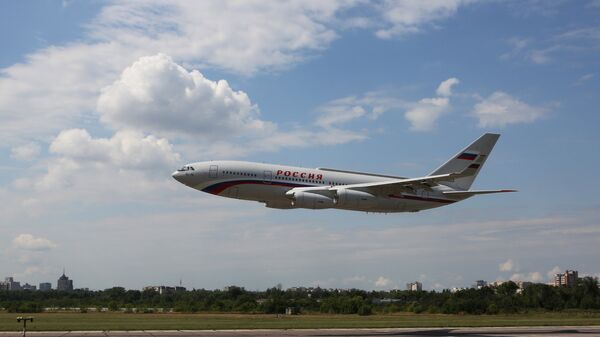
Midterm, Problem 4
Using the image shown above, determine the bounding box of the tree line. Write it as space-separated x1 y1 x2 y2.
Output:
1 277 599 315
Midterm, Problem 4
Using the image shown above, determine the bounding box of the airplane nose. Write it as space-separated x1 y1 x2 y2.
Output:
172 171 184 183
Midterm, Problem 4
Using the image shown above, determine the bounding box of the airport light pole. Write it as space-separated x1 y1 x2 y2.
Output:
16 316 33 337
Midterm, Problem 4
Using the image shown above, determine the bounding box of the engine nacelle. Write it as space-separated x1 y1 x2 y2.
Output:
335 189 378 209
288 191 335 209
264 201 294 209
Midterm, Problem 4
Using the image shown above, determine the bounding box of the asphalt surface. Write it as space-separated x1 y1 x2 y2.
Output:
1 327 600 337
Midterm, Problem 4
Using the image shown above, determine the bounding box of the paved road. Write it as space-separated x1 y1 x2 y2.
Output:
1 327 600 337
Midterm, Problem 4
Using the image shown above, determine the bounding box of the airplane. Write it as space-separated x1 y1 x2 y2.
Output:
172 133 515 213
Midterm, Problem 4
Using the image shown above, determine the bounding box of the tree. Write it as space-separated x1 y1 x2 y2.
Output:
496 281 519 297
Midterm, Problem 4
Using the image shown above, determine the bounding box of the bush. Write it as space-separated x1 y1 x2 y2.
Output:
108 301 119 312
357 304 372 316
7 302 42 313
486 303 499 314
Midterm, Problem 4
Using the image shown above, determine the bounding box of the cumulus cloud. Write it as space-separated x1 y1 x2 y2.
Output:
471 91 547 128
90 1 348 75
98 54 273 139
375 0 476 39
315 92 405 128
0 1 481 146
404 77 459 131
499 258 516 272
0 42 131 144
13 234 57 251
374 276 392 288
11 129 182 194
405 97 450 131
50 128 180 170
316 78 459 132
0 2 351 145
436 77 460 97
10 143 41 161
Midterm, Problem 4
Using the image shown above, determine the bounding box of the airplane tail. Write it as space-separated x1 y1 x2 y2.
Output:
429 133 500 191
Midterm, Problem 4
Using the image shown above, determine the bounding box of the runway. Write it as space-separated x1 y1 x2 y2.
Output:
1 327 600 337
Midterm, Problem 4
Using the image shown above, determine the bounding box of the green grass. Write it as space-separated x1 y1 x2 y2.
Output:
1 312 600 331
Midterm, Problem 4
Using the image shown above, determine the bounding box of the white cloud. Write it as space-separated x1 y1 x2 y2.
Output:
13 234 57 251
502 26 600 65
405 97 450 131
404 77 459 131
50 128 180 171
98 54 273 139
547 266 562 280
10 143 41 161
374 276 392 288
436 77 460 97
10 128 181 196
574 73 595 85
0 42 131 144
89 1 349 75
0 1 478 146
375 0 476 39
315 92 405 128
0 1 354 146
471 91 547 128
316 78 459 132
499 258 516 272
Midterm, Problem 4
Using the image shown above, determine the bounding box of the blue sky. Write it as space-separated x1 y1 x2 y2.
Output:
1 0 599 291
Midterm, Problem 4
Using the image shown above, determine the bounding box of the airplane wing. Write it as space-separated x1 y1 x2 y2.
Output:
330 170 472 195
287 166 515 199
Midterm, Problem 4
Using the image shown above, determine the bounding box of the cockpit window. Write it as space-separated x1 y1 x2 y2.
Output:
178 165 195 172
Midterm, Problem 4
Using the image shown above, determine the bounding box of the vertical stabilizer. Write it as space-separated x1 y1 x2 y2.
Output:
429 133 500 190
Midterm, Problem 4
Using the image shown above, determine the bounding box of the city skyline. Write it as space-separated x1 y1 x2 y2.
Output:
1 268 592 292
1 1 599 290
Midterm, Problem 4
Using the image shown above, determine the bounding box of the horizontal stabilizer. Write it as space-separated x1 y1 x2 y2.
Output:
443 189 517 197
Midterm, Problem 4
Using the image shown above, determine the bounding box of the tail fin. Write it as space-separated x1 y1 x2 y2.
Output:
429 133 500 191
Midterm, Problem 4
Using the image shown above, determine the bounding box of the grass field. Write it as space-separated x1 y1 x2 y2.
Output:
1 312 600 331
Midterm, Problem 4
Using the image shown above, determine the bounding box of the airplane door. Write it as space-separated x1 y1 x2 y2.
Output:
209 165 218 178
263 170 272 184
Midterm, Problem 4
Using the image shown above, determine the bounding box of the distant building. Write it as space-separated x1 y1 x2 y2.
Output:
554 270 578 287
21 283 36 291
57 272 74 291
490 281 505 288
406 281 423 291
143 285 186 294
3 277 21 291
39 282 52 291
517 281 532 290
450 287 466 293
473 280 488 289
0 278 8 291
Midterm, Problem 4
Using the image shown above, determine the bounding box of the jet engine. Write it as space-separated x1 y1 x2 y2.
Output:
286 190 335 209
334 188 378 209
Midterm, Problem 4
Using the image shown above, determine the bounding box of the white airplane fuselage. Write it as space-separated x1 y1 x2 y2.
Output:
172 160 459 213
172 134 514 213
